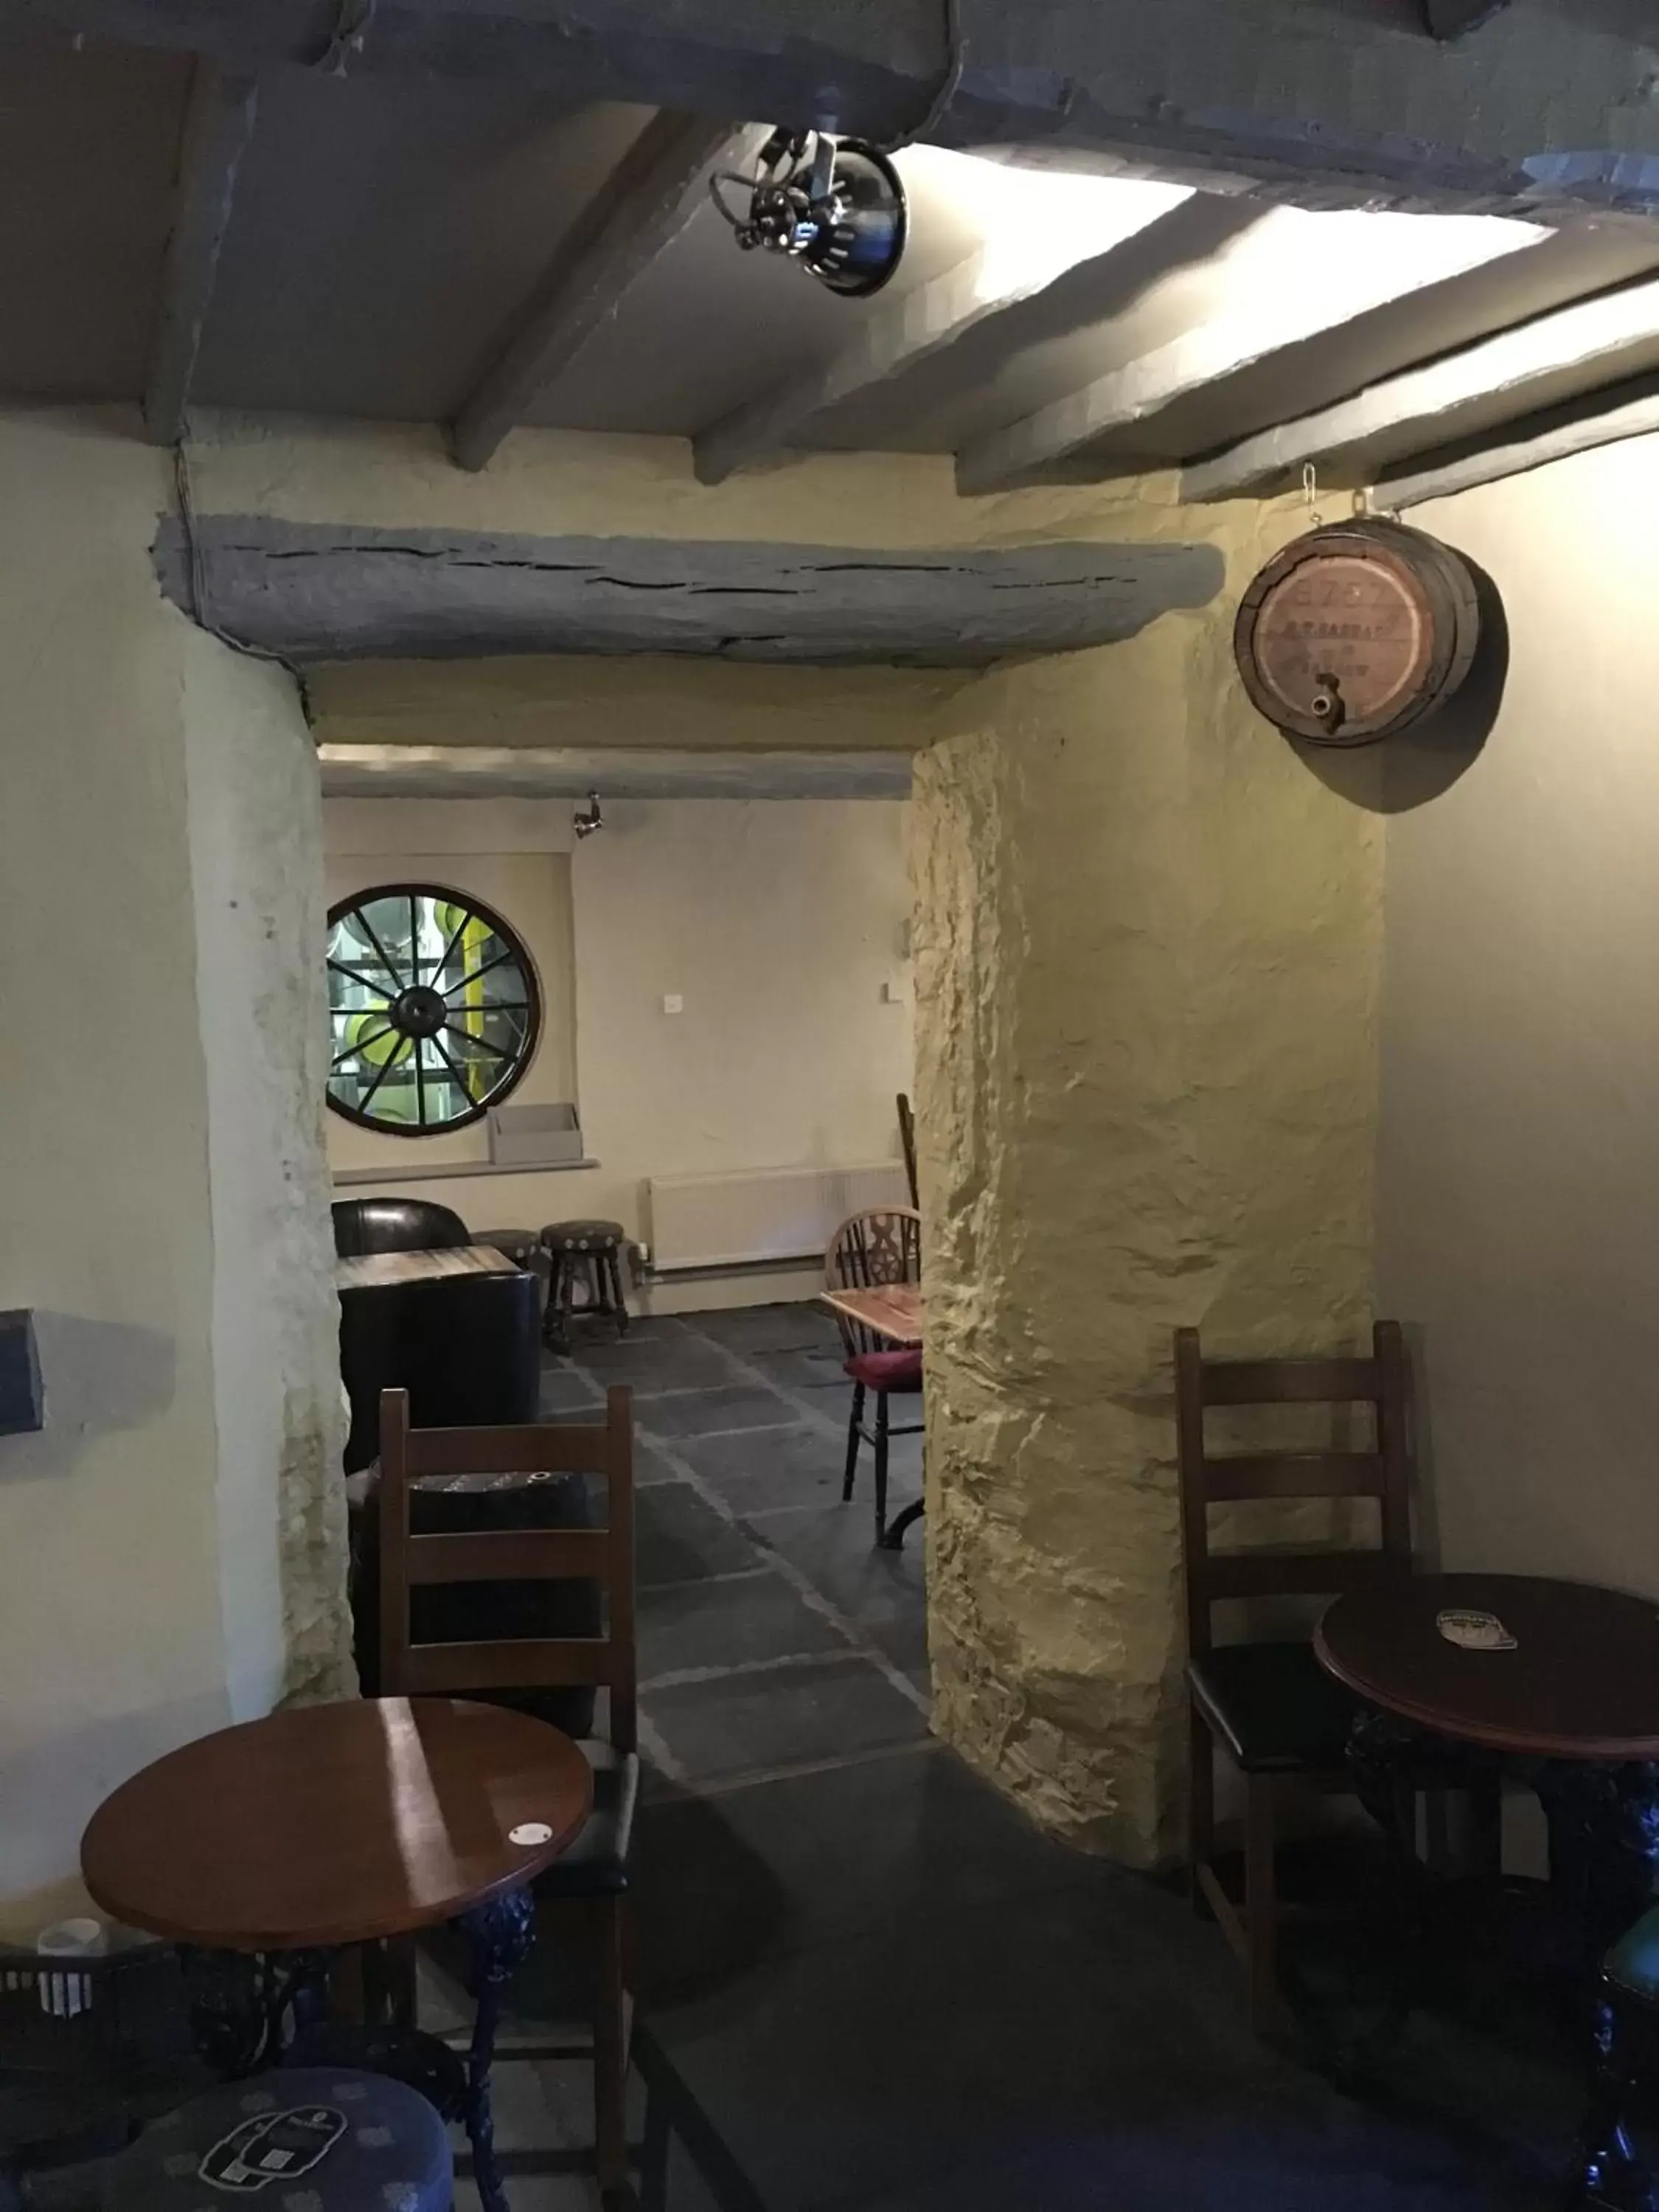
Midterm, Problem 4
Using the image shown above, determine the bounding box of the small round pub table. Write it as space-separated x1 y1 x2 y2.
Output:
83 1697 593 2212
1317 1573 1659 1957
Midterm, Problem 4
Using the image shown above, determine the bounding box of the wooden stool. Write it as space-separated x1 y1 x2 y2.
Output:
471 1227 540 1267
540 1220 630 1352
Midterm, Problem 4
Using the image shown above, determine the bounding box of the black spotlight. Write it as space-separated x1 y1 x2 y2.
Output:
712 129 908 299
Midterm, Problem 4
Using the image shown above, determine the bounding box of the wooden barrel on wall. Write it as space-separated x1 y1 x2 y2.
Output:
1234 519 1484 748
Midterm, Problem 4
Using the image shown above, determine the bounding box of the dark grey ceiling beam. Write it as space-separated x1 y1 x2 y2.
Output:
1422 0 1513 37
694 185 1198 484
451 111 757 472
145 61 258 446
1376 375 1659 511
150 516 1225 664
14 0 1659 223
1180 270 1659 500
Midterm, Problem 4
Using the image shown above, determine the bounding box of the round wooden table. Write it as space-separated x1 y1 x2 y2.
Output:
82 1697 593 2212
1316 1572 1659 1764
1317 1572 1659 1968
83 1695 591 1950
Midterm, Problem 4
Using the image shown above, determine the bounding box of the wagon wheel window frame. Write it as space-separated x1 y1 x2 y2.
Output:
325 881 543 1137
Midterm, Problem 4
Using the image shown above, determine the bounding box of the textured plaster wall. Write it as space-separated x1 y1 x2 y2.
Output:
913 499 1381 1865
0 407 346 1926
1379 437 1659 1600
185 635 353 1712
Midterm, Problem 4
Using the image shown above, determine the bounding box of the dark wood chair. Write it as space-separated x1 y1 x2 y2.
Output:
377 1384 638 2207
1176 1320 1414 2034
826 1207 923 1547
896 1093 919 1211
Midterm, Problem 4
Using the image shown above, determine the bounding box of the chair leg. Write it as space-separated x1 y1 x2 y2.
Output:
1573 1996 1643 2208
608 1249 630 1337
873 1391 891 1547
843 1383 866 1502
593 1895 631 2204
1244 1772 1285 2037
543 1254 569 1352
1189 1708 1215 1916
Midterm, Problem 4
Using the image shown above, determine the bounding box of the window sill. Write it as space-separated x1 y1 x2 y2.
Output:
332 1158 599 1187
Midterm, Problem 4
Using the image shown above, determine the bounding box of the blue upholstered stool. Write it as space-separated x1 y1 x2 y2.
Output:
18 2068 451 2211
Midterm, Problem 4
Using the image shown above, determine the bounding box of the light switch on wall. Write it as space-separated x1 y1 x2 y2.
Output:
662 993 684 1015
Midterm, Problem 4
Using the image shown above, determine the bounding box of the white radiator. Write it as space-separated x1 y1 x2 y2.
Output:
646 1163 911 1273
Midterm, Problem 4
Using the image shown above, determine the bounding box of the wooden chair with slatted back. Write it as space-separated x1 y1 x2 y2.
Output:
378 1383 637 2206
1175 1321 1414 2035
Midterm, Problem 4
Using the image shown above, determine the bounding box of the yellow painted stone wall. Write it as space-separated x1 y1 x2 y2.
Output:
913 497 1381 1867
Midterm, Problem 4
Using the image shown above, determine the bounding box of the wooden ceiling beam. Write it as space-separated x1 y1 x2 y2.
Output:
317 744 914 799
451 112 759 473
1422 0 1514 38
149 515 1225 663
13 0 1659 226
693 183 1196 486
1181 271 1659 501
1377 377 1659 511
145 61 258 447
953 207 1542 495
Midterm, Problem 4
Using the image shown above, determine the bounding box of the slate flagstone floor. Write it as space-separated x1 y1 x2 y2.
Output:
429 1303 1582 2212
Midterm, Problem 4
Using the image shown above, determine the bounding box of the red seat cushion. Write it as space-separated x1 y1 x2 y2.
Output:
845 1349 924 1392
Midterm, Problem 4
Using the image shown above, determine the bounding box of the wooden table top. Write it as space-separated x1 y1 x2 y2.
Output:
82 1697 593 1951
1316 1573 1659 1762
819 1284 924 1346
335 1245 520 1294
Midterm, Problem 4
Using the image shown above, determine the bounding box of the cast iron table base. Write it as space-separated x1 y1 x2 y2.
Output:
1347 1710 1659 2205
181 1887 538 2212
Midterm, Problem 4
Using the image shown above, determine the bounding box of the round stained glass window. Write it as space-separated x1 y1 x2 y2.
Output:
326 884 541 1135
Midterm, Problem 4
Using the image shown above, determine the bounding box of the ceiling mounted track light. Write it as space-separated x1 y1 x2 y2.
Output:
711 128 908 299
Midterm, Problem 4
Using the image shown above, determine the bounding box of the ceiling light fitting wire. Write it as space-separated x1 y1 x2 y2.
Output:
885 0 967 153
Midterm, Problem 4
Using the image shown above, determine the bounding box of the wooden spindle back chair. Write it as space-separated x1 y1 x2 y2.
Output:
824 1208 923 1546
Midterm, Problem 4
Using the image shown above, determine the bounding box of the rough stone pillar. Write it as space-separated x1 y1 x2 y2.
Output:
911 509 1380 1866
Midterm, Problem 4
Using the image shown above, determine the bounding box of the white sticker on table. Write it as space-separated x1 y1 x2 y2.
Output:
509 1822 554 1847
1436 1609 1517 1652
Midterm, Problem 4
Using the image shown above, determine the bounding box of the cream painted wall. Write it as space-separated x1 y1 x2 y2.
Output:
322 796 914 1300
1379 437 1659 1597
187 635 350 1716
571 798 913 1260
0 406 347 1930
